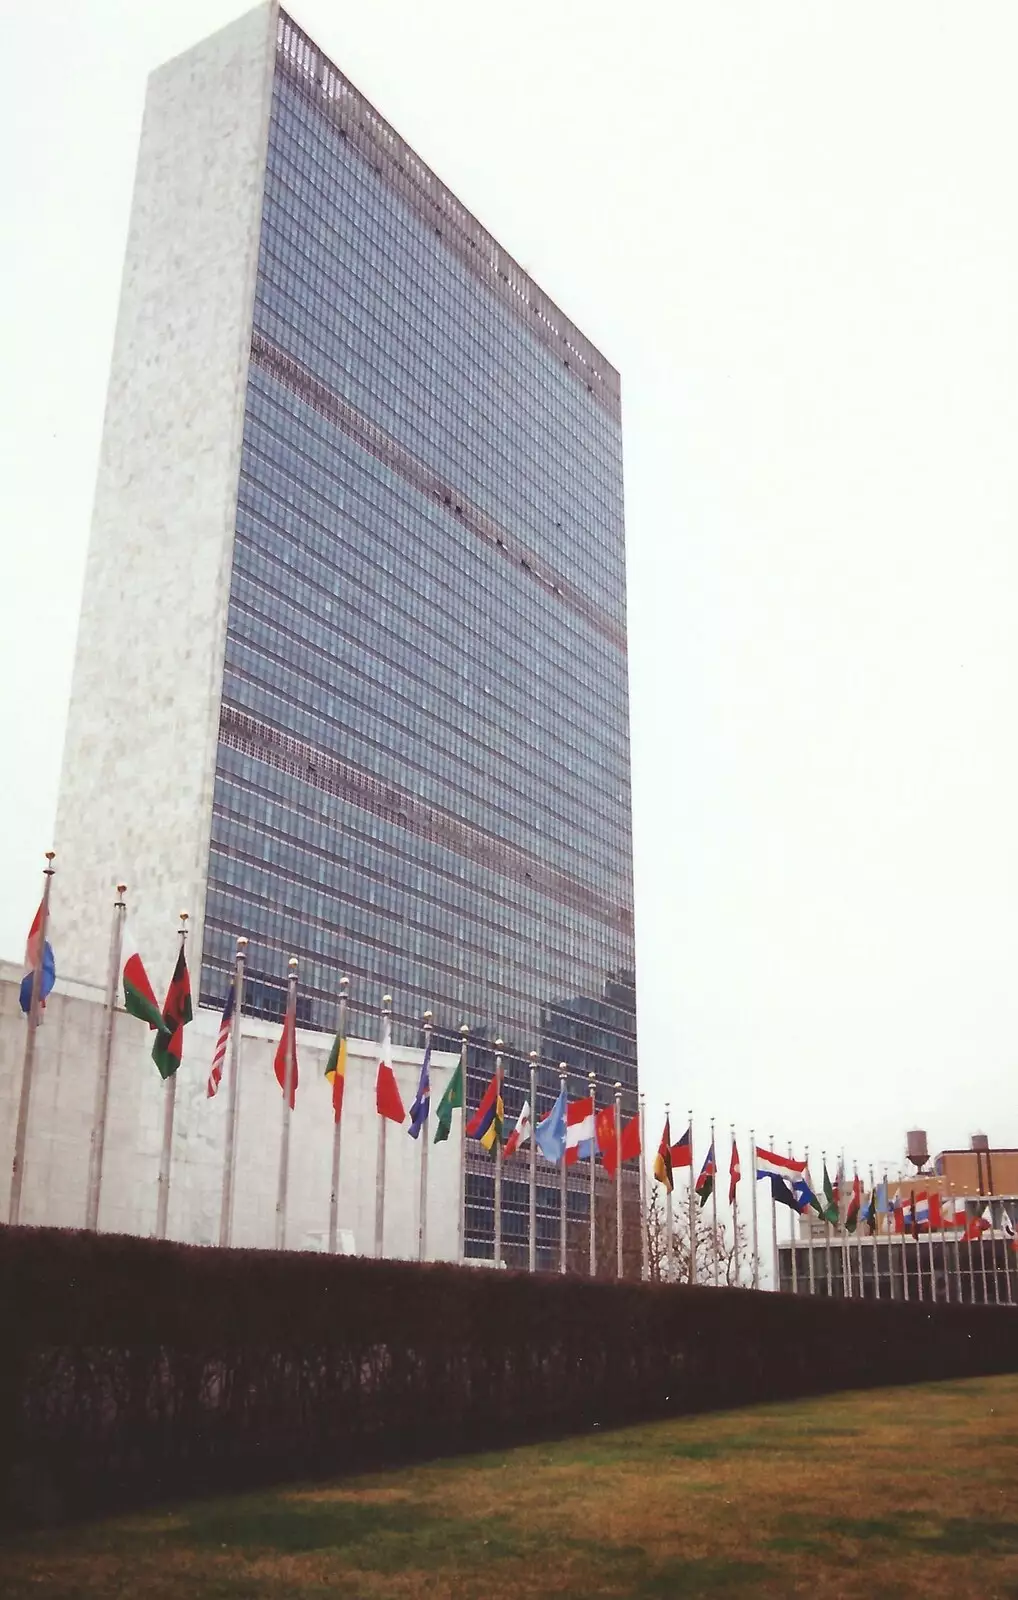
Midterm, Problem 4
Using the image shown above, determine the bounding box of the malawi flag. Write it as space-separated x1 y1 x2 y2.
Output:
695 1142 716 1208
325 1031 347 1124
152 947 193 1080
433 1057 464 1144
654 1116 674 1193
121 926 165 1031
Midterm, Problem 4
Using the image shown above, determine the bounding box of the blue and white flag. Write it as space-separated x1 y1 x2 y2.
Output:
535 1084 567 1162
408 1039 431 1139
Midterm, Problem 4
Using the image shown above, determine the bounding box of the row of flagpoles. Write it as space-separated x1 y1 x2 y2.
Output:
9 861 1016 1301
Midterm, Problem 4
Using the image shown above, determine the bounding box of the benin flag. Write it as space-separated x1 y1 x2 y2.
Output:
152 947 193 1080
121 926 165 1032
325 1031 346 1123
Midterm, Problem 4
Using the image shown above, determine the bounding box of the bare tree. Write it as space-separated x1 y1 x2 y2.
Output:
644 1186 753 1287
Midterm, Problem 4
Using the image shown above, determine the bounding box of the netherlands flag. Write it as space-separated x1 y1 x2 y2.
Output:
565 1095 595 1164
755 1146 806 1181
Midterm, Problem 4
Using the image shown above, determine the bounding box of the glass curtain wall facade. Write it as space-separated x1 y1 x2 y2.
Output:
201 12 638 1264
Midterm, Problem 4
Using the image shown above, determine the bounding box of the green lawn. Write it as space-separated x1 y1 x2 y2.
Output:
5 1375 1018 1598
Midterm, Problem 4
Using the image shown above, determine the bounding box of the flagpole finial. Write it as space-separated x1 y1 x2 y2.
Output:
423 1009 433 1027
529 1050 538 1064
614 1080 622 1092
44 850 55 864
558 1061 568 1080
382 993 392 1013
459 1022 469 1038
339 974 349 993
236 935 248 952
179 910 189 923
288 956 298 972
588 1070 596 1083
116 883 127 898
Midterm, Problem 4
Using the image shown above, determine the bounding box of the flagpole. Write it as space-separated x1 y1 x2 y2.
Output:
952 1187 964 1304
327 976 350 1254
870 1165 880 1300
804 1146 816 1296
899 1176 910 1302
275 957 298 1252
937 1176 950 1303
710 1117 719 1287
1004 1207 1015 1306
528 1051 539 1273
884 1170 898 1301
154 911 188 1241
769 1128 779 1292
458 1024 469 1264
588 1071 597 1277
853 1165 864 1295
688 1109 696 1285
615 1082 624 1280
664 1101 674 1283
990 1202 1000 1305
750 1127 759 1291
639 1094 649 1281
375 994 392 1260
787 1141 798 1296
218 937 247 1248
9 851 56 1226
559 1063 568 1274
925 1182 938 1302
730 1123 739 1288
416 1010 432 1263
822 1150 833 1297
84 879 124 1232
840 1153 851 1298
493 1041 504 1269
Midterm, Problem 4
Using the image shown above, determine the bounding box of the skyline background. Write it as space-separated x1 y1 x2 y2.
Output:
3 0 1017 1181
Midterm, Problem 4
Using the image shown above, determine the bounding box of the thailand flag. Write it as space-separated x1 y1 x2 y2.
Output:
19 901 56 1016
565 1095 595 1164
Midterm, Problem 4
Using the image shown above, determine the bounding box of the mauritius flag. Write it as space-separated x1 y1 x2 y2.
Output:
121 926 165 1031
467 1072 503 1154
152 947 193 1079
19 901 56 1015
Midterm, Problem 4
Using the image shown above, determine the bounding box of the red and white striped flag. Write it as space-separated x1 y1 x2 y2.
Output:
207 984 235 1098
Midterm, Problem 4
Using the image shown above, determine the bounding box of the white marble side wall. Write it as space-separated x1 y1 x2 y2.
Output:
52 3 278 989
0 964 461 1261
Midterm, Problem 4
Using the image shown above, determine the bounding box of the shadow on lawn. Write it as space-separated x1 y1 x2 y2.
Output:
772 1512 1018 1558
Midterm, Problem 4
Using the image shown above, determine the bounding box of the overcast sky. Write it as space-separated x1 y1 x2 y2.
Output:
2 1 1017 1181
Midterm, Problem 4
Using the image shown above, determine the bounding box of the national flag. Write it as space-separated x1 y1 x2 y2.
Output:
671 1126 693 1169
433 1057 464 1144
864 1189 877 1234
980 1204 995 1235
324 1030 347 1124
962 1209 991 1243
565 1095 595 1165
597 1107 641 1179
273 995 299 1110
121 925 165 1032
535 1085 567 1162
770 1175 802 1212
820 1162 839 1225
908 1189 920 1240
466 1072 503 1153
152 946 193 1080
504 1099 532 1158
729 1140 741 1204
375 1012 405 1124
654 1116 674 1193
1002 1211 1017 1251
845 1173 863 1234
407 1038 431 1139
875 1182 889 1217
801 1165 826 1218
695 1142 716 1207
206 984 235 1098
19 901 56 1015
755 1146 806 1182
792 1173 820 1214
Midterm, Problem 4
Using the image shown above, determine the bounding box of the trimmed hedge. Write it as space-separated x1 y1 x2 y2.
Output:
1 1224 1016 1525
